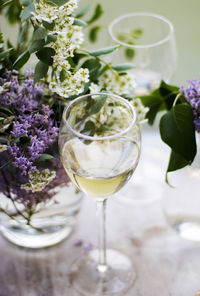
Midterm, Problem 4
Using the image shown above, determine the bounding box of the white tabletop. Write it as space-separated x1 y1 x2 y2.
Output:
0 128 200 296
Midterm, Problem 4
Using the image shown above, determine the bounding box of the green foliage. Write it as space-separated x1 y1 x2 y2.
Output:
29 39 45 53
0 48 13 59
89 95 107 115
20 3 35 22
36 47 55 65
81 58 101 82
46 0 69 6
73 18 87 27
87 4 104 25
141 80 197 176
18 22 30 44
0 0 14 10
160 104 196 176
36 154 54 161
117 29 143 61
13 50 30 69
89 26 101 43
75 4 90 18
140 80 180 125
125 48 135 61
5 0 21 24
33 27 47 41
34 60 49 83
89 45 120 57
112 63 135 71
42 20 55 31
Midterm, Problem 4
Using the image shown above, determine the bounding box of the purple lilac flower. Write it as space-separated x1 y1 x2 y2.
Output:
0 70 59 175
180 79 200 132
0 70 69 206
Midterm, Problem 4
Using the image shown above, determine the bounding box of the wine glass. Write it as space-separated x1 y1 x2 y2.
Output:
108 13 177 206
108 12 177 96
59 93 141 295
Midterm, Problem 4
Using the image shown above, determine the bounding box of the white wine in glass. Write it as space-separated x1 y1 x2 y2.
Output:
59 93 141 295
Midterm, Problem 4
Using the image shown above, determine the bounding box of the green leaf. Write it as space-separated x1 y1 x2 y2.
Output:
37 154 54 161
29 39 45 53
89 26 101 43
0 48 13 59
72 52 88 64
0 33 3 44
131 28 143 39
0 0 13 9
167 150 189 172
34 61 49 83
13 50 30 70
20 136 30 144
21 0 32 6
97 64 110 77
89 95 107 115
112 63 135 71
42 20 55 31
89 45 120 57
159 104 196 163
125 48 135 61
60 69 67 82
18 22 29 43
20 3 35 22
140 89 163 125
46 0 69 6
81 120 95 136
0 106 13 115
159 80 181 110
33 27 47 41
81 58 101 82
5 0 21 24
75 5 90 18
36 47 55 65
46 34 57 44
87 3 104 25
73 18 87 26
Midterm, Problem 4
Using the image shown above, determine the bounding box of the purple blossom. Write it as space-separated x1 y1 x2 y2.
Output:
0 70 59 175
0 70 67 206
180 79 200 132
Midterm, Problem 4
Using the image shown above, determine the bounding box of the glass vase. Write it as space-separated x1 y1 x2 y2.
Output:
0 184 83 248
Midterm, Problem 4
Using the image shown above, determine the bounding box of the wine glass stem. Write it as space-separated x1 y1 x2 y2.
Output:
96 198 108 274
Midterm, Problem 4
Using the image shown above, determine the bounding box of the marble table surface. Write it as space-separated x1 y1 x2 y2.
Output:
1 129 200 296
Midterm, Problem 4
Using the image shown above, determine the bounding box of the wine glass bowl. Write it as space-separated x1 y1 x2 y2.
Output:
109 12 177 95
59 93 141 295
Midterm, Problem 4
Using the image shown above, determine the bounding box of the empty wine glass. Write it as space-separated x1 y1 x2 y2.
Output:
108 13 177 206
109 12 177 96
59 93 141 295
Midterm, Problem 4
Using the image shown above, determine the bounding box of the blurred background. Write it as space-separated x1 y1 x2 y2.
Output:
0 0 200 85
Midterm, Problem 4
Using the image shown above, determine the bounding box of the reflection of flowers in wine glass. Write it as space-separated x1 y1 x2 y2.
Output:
109 12 177 96
59 93 141 296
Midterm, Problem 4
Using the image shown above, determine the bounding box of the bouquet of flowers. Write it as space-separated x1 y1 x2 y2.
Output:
0 0 147 226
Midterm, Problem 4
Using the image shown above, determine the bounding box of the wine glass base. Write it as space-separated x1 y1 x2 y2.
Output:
70 248 136 296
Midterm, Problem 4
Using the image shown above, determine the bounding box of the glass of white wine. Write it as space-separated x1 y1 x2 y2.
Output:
59 93 141 295
109 12 177 96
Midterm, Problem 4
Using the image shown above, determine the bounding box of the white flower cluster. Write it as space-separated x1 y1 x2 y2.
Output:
49 68 89 97
32 0 89 98
32 0 78 23
89 71 149 123
21 169 56 192
0 82 11 95
0 144 7 153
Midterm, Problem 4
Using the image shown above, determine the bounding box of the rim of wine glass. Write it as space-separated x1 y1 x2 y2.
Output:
62 92 137 141
109 12 174 49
